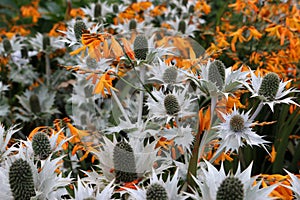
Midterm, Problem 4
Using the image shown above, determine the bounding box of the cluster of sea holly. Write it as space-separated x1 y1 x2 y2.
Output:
0 0 299 199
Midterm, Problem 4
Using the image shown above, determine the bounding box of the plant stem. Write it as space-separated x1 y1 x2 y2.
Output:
111 90 131 124
137 65 145 125
250 101 263 120
45 52 51 87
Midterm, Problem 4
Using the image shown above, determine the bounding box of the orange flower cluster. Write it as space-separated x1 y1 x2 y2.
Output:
209 0 300 87
20 0 41 23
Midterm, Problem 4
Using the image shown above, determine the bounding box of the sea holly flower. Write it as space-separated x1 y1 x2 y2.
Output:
187 161 277 200
91 136 164 184
0 149 72 200
214 106 269 154
188 59 249 98
125 168 187 200
146 87 196 123
147 59 187 87
245 71 300 112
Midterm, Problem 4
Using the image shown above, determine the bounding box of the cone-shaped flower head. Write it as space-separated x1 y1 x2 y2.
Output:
162 66 178 84
208 60 226 90
133 35 148 60
164 94 181 115
113 141 137 183
129 19 137 30
74 17 87 42
29 94 41 114
216 177 244 200
178 20 186 34
9 159 36 200
146 183 169 200
258 72 280 100
94 3 102 18
230 115 245 132
32 132 52 160
3 38 12 53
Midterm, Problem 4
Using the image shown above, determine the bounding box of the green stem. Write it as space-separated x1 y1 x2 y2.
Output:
186 123 203 190
111 90 131 123
137 65 145 125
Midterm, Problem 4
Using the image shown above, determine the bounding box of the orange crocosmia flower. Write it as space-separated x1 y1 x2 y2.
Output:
150 5 167 17
267 145 276 163
93 71 118 97
247 26 262 41
70 8 85 18
229 26 247 51
155 137 174 150
195 0 211 15
110 36 124 60
265 24 282 38
121 38 135 60
198 107 211 133
20 5 41 23
49 22 66 37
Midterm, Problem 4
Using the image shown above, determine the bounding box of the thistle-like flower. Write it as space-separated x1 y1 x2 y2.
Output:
187 161 277 200
245 71 299 112
125 168 187 200
189 59 249 98
0 149 72 200
147 59 187 86
146 87 196 123
91 136 163 183
214 106 269 154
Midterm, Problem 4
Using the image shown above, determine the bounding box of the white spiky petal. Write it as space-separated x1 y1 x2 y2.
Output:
283 170 300 199
125 168 187 200
214 106 269 155
187 160 277 200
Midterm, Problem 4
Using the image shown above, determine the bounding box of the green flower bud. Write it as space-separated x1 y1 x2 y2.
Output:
216 177 244 200
9 159 36 200
178 20 186 34
164 94 180 115
3 38 12 53
162 66 178 84
32 132 52 160
113 141 137 183
29 94 41 114
146 183 168 200
113 4 119 13
258 72 280 100
94 3 102 18
133 35 148 60
129 19 137 30
74 18 87 42
208 60 226 90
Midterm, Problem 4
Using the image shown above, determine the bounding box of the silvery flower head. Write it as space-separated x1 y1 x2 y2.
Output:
245 71 300 112
191 59 249 98
214 106 269 154
187 160 277 200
